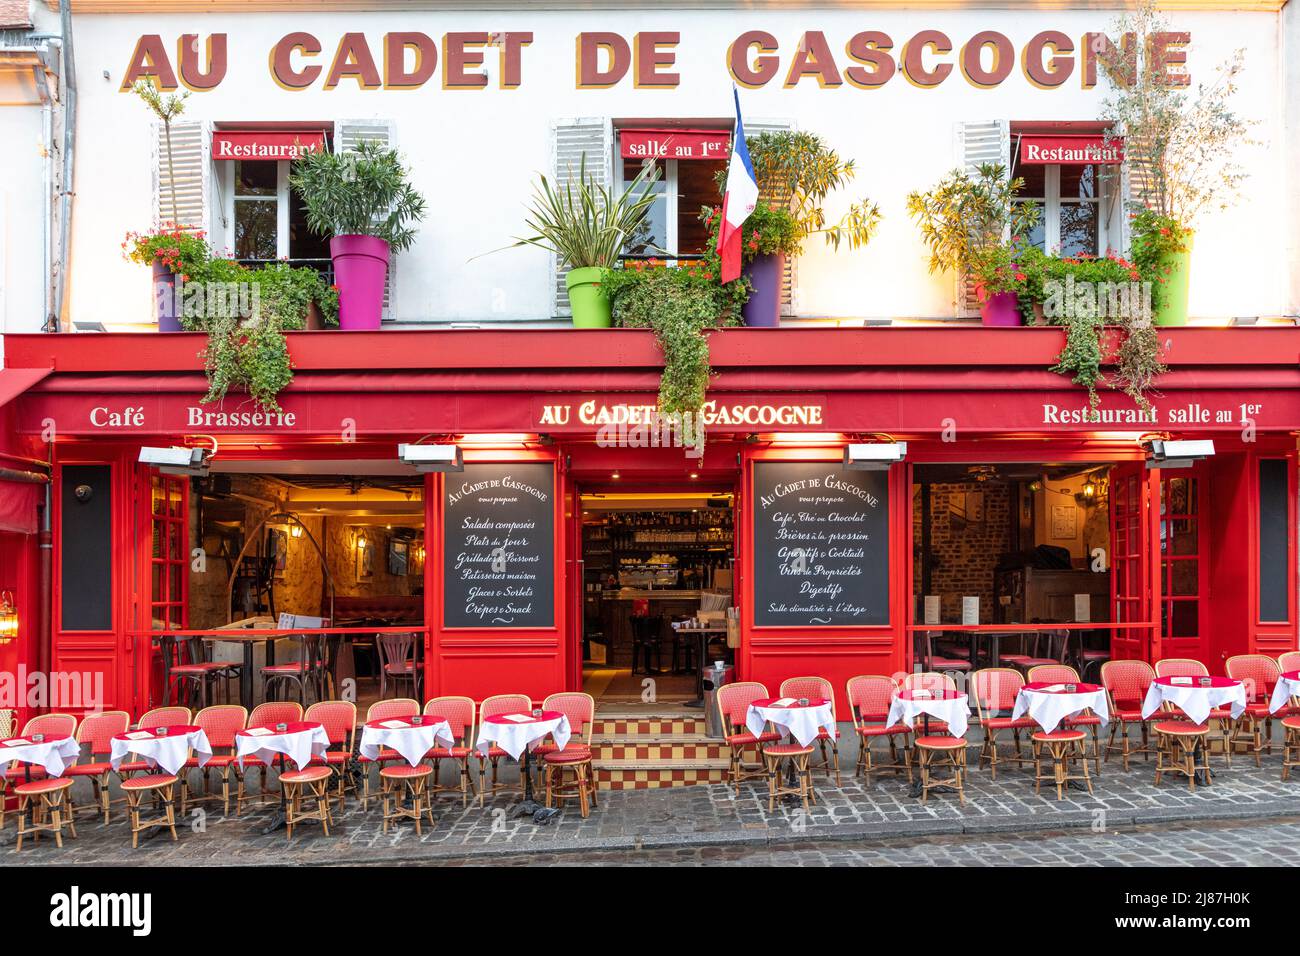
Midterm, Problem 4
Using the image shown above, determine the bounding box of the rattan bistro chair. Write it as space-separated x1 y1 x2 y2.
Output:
779 676 841 786
359 697 419 810
305 700 358 812
2 713 78 825
900 672 958 735
13 777 77 850
63 710 130 824
1225 654 1282 765
181 705 247 817
717 682 780 796
845 675 912 784
1278 651 1300 675
1031 728 1092 800
971 669 1036 779
476 694 533 807
234 701 303 814
1099 659 1158 771
541 692 598 818
1027 663 1103 776
1154 658 1233 765
423 696 478 807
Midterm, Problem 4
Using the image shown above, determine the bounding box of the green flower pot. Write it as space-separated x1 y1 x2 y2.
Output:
1153 238 1193 327
566 266 612 328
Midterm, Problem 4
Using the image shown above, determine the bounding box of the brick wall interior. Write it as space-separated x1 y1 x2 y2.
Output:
913 481 1012 624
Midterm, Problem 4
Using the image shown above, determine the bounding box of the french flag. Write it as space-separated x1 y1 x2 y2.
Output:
716 88 759 284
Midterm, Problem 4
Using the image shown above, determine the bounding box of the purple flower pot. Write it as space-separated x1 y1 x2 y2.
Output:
330 235 390 331
741 253 784 328
977 285 1023 327
153 257 181 332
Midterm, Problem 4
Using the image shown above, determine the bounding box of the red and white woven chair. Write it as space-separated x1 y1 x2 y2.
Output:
779 676 841 786
13 777 77 850
1154 658 1233 765
1099 659 1158 770
845 675 912 784
541 692 597 817
899 672 958 735
234 701 303 814
717 681 781 796
971 668 1037 779
1027 663 1102 776
181 704 247 816
359 697 418 810
64 710 130 824
1225 654 1283 765
114 706 192 780
2 712 78 827
305 700 357 812
475 693 533 807
422 696 478 807
1278 651 1300 675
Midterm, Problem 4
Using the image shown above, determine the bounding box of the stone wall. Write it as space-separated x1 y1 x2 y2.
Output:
913 481 1012 624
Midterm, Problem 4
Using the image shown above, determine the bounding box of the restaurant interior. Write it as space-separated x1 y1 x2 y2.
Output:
185 464 426 710
579 490 736 703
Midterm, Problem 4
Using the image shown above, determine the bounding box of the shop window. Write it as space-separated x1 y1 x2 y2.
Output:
1012 162 1105 257
222 151 332 270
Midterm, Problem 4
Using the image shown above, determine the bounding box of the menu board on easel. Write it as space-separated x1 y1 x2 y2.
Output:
442 463 555 628
752 461 890 627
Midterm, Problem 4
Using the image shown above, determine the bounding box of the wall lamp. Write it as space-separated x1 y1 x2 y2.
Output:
397 441 463 473
138 438 217 477
843 441 908 471
1144 438 1215 469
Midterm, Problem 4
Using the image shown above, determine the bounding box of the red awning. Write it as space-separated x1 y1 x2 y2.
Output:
0 366 52 410
0 482 38 534
212 130 327 161
1019 134 1124 165
619 128 730 161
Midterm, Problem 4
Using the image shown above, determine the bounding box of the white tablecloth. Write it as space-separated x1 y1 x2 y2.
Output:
236 724 331 771
475 714 570 761
109 728 212 776
0 736 81 778
359 719 455 767
745 701 835 747
1011 686 1110 734
886 693 969 738
1141 680 1247 724
1269 674 1300 715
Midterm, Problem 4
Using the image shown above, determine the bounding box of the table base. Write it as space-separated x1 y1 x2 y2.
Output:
508 748 561 825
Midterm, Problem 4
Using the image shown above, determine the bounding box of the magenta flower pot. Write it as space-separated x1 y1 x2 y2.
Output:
330 235 390 330
152 257 182 332
977 285 1023 327
741 253 784 327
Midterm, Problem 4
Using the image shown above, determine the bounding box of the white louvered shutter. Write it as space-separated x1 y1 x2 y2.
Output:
744 118 797 315
954 120 1010 316
153 119 210 234
551 118 612 316
335 120 396 320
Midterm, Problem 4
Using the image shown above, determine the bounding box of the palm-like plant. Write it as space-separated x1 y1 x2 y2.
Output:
906 163 1039 277
504 157 662 268
290 140 426 251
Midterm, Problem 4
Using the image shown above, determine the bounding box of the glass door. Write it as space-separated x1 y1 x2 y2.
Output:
139 471 189 709
1108 463 1159 661
1159 473 1204 661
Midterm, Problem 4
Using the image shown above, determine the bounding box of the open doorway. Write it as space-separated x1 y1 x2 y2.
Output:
911 461 1133 678
578 489 735 704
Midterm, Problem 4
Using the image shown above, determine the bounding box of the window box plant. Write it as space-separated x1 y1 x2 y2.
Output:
497 157 660 328
906 163 1039 325
290 140 426 330
122 225 210 331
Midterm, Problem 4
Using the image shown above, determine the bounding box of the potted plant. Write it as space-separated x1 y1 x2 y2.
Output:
731 131 881 326
968 243 1027 327
250 263 339 331
1098 0 1254 326
701 201 798 327
495 157 660 328
290 140 426 331
122 225 209 331
906 163 1039 325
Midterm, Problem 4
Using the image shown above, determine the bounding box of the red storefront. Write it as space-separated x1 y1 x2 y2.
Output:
0 326 1296 720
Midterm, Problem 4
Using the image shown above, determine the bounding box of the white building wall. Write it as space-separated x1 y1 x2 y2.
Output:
53 6 1293 329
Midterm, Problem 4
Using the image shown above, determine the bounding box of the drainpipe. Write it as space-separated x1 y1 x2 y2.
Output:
37 483 52 682
49 0 76 333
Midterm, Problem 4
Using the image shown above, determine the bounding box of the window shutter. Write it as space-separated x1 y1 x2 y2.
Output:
550 118 612 317
153 119 210 234
743 118 797 315
335 119 396 320
954 120 1009 315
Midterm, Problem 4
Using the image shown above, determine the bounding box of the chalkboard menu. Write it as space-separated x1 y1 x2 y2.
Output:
442 463 555 628
752 461 889 627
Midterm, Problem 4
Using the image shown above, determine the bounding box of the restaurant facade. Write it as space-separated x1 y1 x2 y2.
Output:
0 0 1299 732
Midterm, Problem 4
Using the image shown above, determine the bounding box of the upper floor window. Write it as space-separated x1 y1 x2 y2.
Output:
617 128 729 259
1013 162 1104 258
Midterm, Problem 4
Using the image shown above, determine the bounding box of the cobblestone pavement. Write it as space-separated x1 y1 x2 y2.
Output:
400 816 1300 866
3 744 1298 865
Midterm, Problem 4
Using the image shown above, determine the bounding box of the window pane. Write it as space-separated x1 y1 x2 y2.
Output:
289 191 331 262
1169 599 1198 636
235 160 277 197
1059 202 1098 256
676 158 727 256
621 159 667 256
1016 200 1045 250
235 200 278 260
1170 559 1198 595
1060 164 1097 201
1170 518 1197 556
1013 163 1046 198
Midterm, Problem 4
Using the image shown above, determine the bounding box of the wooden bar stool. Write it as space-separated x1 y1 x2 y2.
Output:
761 743 816 811
915 736 966 804
1282 716 1300 781
1154 721 1212 791
282 766 334 840
380 764 436 835
544 748 596 817
120 774 180 848
14 778 77 850
1031 729 1092 800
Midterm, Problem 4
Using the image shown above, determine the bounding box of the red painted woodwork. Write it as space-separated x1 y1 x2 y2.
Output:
1108 463 1159 662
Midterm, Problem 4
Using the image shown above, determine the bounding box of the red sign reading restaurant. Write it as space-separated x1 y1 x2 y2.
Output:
1018 134 1124 165
211 130 327 161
